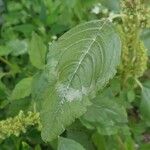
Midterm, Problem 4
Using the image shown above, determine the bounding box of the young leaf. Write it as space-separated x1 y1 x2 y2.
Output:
58 137 85 150
140 87 150 123
33 19 121 141
11 77 33 100
29 33 47 69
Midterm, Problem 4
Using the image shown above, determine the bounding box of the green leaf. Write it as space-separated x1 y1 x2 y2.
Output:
67 120 95 150
33 19 121 141
7 39 28 56
29 33 47 69
13 24 35 37
139 143 150 150
6 98 31 116
141 29 150 56
140 87 150 124
92 132 106 150
58 137 85 150
22 141 32 150
11 77 33 100
101 0 120 12
127 90 135 103
0 72 6 79
81 90 128 135
0 45 12 56
34 145 41 150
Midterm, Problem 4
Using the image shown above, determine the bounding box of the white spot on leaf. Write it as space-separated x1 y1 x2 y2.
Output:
56 84 83 103
91 5 100 14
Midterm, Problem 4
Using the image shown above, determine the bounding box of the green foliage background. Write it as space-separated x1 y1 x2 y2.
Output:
0 0 150 149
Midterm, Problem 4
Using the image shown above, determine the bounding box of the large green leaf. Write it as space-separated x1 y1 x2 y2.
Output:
57 137 85 150
32 19 121 141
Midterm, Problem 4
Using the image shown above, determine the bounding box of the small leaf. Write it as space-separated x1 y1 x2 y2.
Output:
13 24 34 37
127 90 135 102
0 45 12 56
22 141 32 150
7 39 28 56
11 77 33 100
58 137 85 150
29 33 47 69
34 145 41 150
140 87 150 123
82 90 128 135
92 132 106 150
67 120 95 150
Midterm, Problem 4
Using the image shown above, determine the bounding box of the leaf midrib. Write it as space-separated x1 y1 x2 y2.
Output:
66 20 107 89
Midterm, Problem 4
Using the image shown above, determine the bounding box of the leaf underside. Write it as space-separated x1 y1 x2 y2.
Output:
32 19 121 142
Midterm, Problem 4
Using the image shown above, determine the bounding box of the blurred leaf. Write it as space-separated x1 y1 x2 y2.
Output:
34 145 41 150
39 1 47 22
0 72 6 79
50 24 68 35
127 90 135 103
0 45 12 56
7 1 22 12
67 121 95 150
7 39 28 56
29 33 47 69
140 87 150 124
124 136 135 150
22 141 32 150
0 80 8 109
63 0 77 8
11 77 33 100
139 143 150 150
92 132 106 150
10 63 21 75
13 24 34 37
101 0 121 12
58 137 85 150
141 29 150 56
6 98 31 117
0 0 4 13
109 78 121 94
0 0 150 148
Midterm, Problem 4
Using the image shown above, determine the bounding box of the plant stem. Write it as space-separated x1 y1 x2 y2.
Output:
135 78 143 90
0 56 12 67
116 135 127 150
